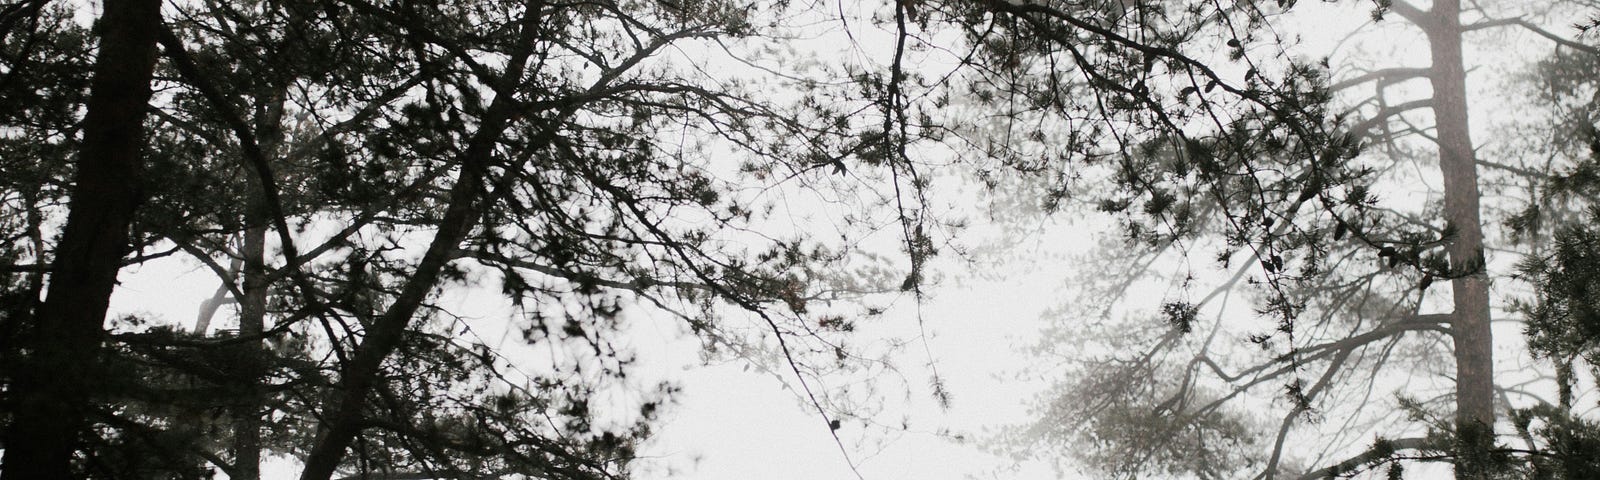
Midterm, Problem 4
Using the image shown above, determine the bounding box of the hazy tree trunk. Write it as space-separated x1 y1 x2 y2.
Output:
192 254 242 334
1424 1 1497 477
22 189 46 307
6 189 49 342
232 87 286 480
0 1 162 478
233 225 267 480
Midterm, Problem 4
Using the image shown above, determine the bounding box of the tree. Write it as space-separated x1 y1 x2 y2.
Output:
0 0 904 478
20 1 1594 478
1505 42 1600 479
861 0 1600 478
1 1 164 478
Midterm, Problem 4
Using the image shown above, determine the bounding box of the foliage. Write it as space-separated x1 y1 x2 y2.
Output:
1521 206 1600 369
5 0 1597 478
0 1 905 478
866 1 1406 477
888 1 1600 478
1511 123 1600 479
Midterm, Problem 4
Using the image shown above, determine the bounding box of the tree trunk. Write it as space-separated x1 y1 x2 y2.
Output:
0 1 163 478
232 86 286 480
1424 1 1497 478
233 225 267 480
193 255 242 333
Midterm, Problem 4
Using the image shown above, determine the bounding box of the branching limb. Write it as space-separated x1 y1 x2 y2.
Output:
1465 17 1600 55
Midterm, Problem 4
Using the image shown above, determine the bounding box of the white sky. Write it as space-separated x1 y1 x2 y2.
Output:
108 210 1087 480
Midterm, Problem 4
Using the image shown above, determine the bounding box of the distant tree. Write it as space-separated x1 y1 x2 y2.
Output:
1514 206 1600 478
1508 47 1600 479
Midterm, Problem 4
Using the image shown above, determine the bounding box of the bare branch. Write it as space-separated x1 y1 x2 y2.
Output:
1350 98 1435 137
1328 67 1431 92
1504 18 1600 55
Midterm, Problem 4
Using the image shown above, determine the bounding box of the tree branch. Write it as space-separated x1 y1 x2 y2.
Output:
1501 18 1599 55
1328 67 1432 92
1386 0 1432 28
1349 98 1435 137
1297 437 1436 479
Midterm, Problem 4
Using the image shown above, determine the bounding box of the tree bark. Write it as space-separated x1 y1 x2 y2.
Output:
0 1 163 478
1424 1 1497 478
233 224 267 480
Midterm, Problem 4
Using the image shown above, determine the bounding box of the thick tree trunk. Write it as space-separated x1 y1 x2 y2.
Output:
0 1 163 478
1424 1 1497 478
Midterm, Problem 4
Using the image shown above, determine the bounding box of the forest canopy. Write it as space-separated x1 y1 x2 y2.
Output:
0 0 1598 479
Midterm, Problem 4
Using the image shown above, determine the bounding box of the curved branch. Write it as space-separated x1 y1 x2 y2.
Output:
1465 17 1600 55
